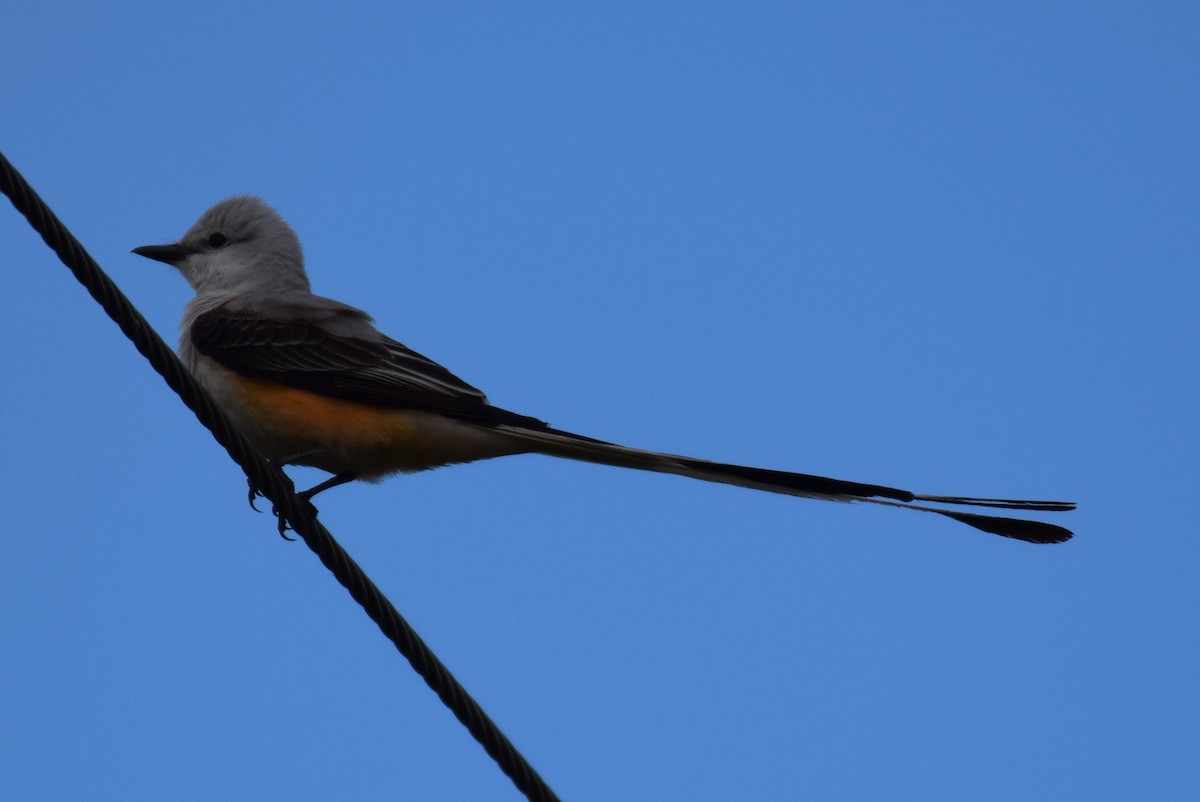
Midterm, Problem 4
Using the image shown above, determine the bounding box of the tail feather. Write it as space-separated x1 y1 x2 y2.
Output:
497 425 1075 544
913 495 1075 512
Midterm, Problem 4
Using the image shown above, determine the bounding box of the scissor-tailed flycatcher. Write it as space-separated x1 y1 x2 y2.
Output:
134 196 1074 543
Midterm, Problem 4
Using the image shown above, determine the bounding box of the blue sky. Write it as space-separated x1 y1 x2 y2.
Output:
2 2 1196 799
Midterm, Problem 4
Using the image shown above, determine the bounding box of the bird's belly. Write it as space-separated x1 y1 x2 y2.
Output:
195 360 524 477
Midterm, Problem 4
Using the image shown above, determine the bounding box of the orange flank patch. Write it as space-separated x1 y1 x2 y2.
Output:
220 374 519 477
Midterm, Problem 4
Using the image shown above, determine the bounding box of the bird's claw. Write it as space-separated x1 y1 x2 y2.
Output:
247 480 266 511
271 494 318 540
246 476 315 539
273 502 298 540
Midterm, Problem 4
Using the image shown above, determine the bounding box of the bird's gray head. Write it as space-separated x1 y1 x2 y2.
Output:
133 195 309 295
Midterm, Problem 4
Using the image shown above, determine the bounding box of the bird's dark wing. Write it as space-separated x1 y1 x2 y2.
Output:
190 306 548 429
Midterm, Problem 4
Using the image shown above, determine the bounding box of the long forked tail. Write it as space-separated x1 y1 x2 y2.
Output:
496 425 1075 544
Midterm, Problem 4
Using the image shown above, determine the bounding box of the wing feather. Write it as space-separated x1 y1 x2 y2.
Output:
190 307 548 429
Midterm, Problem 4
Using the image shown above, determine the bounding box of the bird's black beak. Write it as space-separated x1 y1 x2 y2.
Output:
132 243 188 265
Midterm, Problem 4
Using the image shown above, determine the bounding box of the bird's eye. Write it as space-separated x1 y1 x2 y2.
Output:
206 232 229 249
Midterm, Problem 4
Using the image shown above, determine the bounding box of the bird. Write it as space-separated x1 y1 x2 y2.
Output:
133 196 1075 544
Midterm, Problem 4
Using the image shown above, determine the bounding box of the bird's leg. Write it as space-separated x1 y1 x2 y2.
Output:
298 472 360 502
241 446 358 536
270 473 359 538
247 447 330 510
